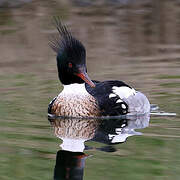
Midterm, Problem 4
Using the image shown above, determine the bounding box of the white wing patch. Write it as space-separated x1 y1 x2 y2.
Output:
121 104 127 109
116 99 123 103
109 93 117 98
112 86 136 99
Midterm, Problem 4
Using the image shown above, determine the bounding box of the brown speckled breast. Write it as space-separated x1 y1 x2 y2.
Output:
51 94 101 117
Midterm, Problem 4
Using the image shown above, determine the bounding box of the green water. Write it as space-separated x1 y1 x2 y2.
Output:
0 0 180 179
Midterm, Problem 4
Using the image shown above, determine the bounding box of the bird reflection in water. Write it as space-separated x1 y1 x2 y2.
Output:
49 114 150 180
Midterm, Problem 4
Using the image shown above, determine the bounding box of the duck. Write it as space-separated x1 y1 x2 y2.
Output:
48 18 150 118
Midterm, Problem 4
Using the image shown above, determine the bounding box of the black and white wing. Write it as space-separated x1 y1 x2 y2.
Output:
85 80 135 116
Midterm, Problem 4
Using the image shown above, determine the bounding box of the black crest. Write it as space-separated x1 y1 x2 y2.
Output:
49 17 86 64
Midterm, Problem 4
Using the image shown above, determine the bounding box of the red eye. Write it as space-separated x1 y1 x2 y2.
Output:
68 62 72 68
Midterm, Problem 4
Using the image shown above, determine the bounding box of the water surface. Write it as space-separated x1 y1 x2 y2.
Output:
0 0 180 180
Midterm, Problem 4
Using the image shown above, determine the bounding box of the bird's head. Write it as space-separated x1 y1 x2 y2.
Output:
49 17 95 88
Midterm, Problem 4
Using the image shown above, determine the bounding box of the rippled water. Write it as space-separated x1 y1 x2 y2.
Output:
50 115 150 179
0 0 180 180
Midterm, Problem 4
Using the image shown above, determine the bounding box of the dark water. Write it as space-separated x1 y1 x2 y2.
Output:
0 0 180 179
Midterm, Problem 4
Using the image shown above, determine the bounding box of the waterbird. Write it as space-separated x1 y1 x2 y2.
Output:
48 17 150 118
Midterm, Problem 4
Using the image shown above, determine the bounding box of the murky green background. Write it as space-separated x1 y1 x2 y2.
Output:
0 0 180 179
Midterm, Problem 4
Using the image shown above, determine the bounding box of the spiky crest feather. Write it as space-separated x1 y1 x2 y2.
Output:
49 17 86 64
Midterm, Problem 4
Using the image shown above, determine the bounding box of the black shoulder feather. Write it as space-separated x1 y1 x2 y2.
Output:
48 96 57 114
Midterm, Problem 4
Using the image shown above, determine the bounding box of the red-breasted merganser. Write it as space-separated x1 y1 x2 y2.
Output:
48 18 150 118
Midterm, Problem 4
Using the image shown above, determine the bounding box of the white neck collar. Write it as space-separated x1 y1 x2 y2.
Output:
61 83 89 96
